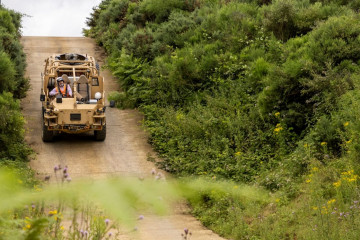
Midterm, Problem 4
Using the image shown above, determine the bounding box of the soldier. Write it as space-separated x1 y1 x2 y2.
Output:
49 77 72 97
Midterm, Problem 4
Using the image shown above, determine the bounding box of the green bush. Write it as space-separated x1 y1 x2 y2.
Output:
0 92 31 161
0 8 29 98
88 0 360 184
307 14 360 67
0 51 16 93
262 0 349 42
139 0 186 23
0 7 31 163
0 10 16 35
153 11 196 49
87 1 360 238
262 0 297 41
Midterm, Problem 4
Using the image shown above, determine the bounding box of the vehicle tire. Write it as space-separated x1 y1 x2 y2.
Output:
94 125 106 141
42 122 53 142
109 100 115 108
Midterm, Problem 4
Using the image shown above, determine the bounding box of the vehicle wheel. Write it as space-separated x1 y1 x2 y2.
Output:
109 100 115 108
42 122 53 142
94 125 106 141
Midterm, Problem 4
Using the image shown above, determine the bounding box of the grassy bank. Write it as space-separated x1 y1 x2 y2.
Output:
85 0 360 238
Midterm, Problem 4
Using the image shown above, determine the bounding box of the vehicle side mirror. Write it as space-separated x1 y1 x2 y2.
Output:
40 94 45 101
109 100 115 108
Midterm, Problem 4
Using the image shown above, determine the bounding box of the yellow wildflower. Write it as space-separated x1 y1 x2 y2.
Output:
347 177 357 182
274 112 280 117
321 206 328 214
304 143 309 148
321 142 327 146
48 210 58 216
312 206 318 210
312 167 319 172
306 179 311 183
327 199 336 205
274 127 283 133
333 181 341 188
341 170 354 176
344 122 349 127
275 198 280 203
33 185 42 192
235 152 241 156
26 224 31 229
60 226 65 230
346 140 352 144
342 172 359 182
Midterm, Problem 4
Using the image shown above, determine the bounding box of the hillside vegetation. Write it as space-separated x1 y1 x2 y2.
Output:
0 6 31 173
85 0 360 238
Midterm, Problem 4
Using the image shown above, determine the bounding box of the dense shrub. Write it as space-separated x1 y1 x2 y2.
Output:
86 1 360 237
0 50 16 93
139 0 187 23
0 10 17 35
0 8 28 98
0 93 31 161
88 0 360 235
0 6 30 162
86 0 360 182
262 0 348 42
86 0 360 181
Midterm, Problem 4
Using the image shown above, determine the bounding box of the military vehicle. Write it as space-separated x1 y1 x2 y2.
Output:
40 53 106 142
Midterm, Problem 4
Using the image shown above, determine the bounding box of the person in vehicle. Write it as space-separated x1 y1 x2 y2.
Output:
49 77 72 97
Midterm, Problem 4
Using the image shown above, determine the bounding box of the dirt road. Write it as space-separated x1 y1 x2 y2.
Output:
21 37 225 240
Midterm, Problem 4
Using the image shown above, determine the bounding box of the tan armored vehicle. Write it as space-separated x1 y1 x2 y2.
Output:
40 53 106 142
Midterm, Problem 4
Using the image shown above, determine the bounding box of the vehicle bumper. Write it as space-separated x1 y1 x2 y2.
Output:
46 124 104 134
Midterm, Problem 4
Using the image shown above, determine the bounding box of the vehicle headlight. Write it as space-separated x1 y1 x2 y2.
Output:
95 92 102 100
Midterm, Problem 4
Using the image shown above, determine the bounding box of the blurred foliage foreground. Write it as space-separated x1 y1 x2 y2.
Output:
2 165 360 239
0 167 269 240
84 0 360 238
